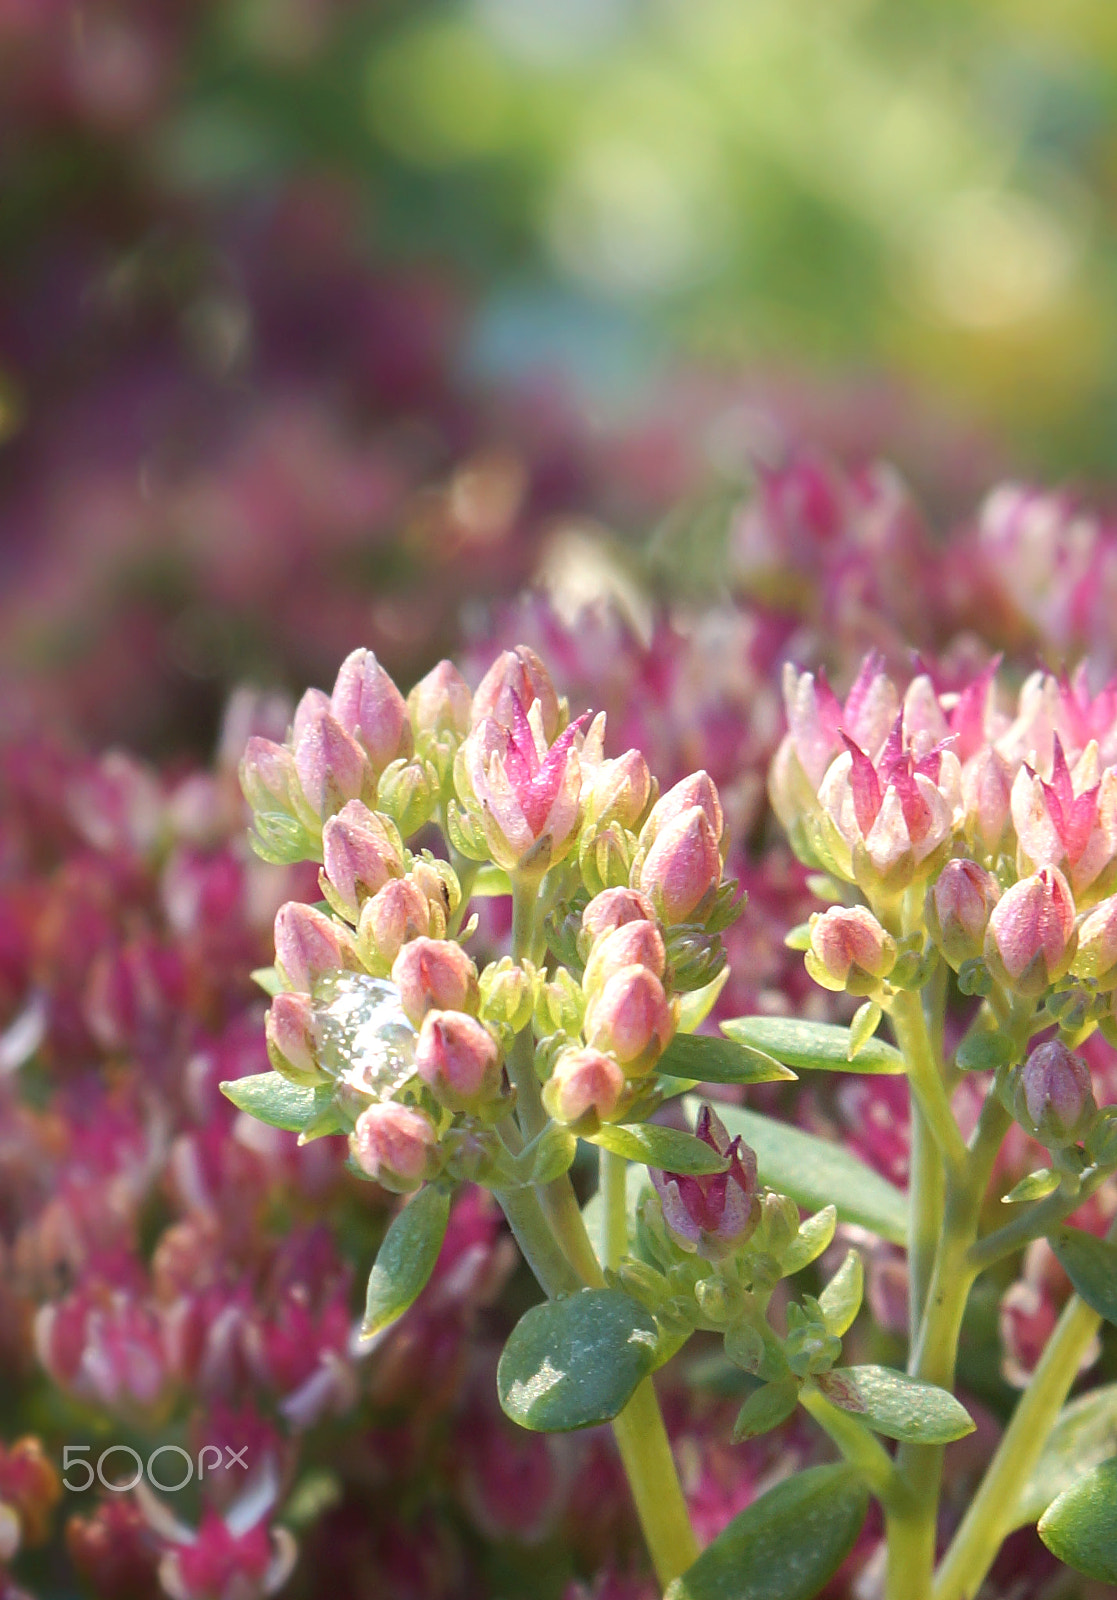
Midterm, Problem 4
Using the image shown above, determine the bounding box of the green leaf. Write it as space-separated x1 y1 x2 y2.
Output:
251 965 282 997
360 1183 451 1340
1038 1457 1117 1583
847 1002 882 1060
591 1122 729 1175
677 968 730 1034
220 1071 320 1132
1014 1385 1117 1529
694 1100 907 1245
733 1376 801 1441
297 1096 348 1144
1002 1168 1061 1204
722 1016 904 1076
657 1031 796 1086
497 1288 659 1432
665 1464 868 1600
819 1250 865 1338
816 1366 975 1443
955 1030 1018 1073
1049 1228 1117 1325
782 1205 837 1275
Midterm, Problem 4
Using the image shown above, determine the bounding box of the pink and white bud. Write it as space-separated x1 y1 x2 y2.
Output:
542 1047 626 1126
926 860 1001 969
1072 895 1117 988
457 698 584 875
985 867 1077 997
642 770 724 846
265 992 324 1085
960 746 1013 854
805 906 896 994
349 1102 440 1192
583 748 653 830
274 903 359 992
240 737 299 816
321 802 405 920
391 938 480 1026
415 1010 503 1113
582 887 656 944
1015 1040 1096 1148
293 707 372 821
583 920 666 996
408 659 473 739
330 648 413 774
635 806 722 924
472 645 561 742
358 879 432 972
583 964 676 1076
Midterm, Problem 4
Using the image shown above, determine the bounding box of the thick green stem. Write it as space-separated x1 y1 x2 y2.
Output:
496 1186 582 1298
800 1386 901 1508
613 1377 701 1588
890 990 967 1176
601 1147 629 1272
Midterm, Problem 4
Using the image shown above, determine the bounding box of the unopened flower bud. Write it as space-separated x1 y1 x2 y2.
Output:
391 938 479 1026
535 968 586 1036
293 707 373 821
321 802 404 920
927 859 1001 970
579 821 636 898
265 991 326 1084
1072 895 1117 989
805 906 896 994
582 887 656 945
542 1047 627 1126
479 957 536 1034
985 867 1077 997
274 902 360 992
415 1010 503 1113
472 645 561 741
961 748 1013 853
636 806 722 924
349 1102 440 1192
642 771 724 846
330 648 413 774
240 737 299 817
584 963 676 1076
583 920 667 996
358 879 432 972
1014 1041 1097 1148
375 757 439 839
408 659 473 739
584 749 653 829
409 856 459 933
650 1103 759 1259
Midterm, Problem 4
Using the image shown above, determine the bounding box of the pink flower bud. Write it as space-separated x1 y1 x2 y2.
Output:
265 992 324 1084
415 1011 503 1112
960 748 1013 852
584 964 675 1076
274 903 359 992
330 648 413 774
582 887 656 944
583 920 666 996
358 879 432 971
408 659 472 739
650 1103 759 1259
349 1102 440 1191
1072 895 1117 987
635 806 722 924
642 770 724 845
321 802 404 919
240 737 299 815
293 707 372 821
805 905 896 993
391 938 480 1025
584 748 653 829
985 867 1077 996
542 1048 626 1126
457 700 585 875
927 859 1001 969
1015 1040 1096 1148
472 645 561 741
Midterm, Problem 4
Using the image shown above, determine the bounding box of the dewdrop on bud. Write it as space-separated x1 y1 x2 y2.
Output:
349 1102 440 1192
583 964 675 1076
583 920 666 997
321 802 404 920
274 902 360 992
542 1047 627 1127
358 879 432 972
582 888 656 945
805 906 896 995
330 648 413 775
408 659 473 740
415 1011 503 1114
1014 1040 1097 1149
985 867 1077 998
927 859 1001 970
265 992 326 1085
1072 895 1117 989
391 938 479 1026
635 807 722 925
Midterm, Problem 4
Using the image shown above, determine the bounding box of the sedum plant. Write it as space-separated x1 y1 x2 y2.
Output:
231 643 1117 1600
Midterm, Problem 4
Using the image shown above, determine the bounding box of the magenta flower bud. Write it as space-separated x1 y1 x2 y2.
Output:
582 887 656 944
650 1103 759 1259
391 937 480 1025
293 707 373 821
265 991 325 1085
927 859 1001 970
805 905 897 994
584 748 653 829
321 802 405 920
456 699 586 875
415 1010 503 1112
408 659 473 739
635 805 722 924
1072 895 1117 988
1015 1040 1096 1148
584 963 675 1076
274 903 359 992
985 867 1077 997
330 648 413 774
349 1102 440 1192
472 645 561 741
358 878 432 972
642 770 724 846
542 1047 627 1126
583 920 666 996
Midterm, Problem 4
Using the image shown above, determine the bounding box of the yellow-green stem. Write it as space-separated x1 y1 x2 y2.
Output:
613 1377 701 1588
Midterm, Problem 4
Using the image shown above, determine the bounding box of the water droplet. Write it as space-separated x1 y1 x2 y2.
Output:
312 973 416 1100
